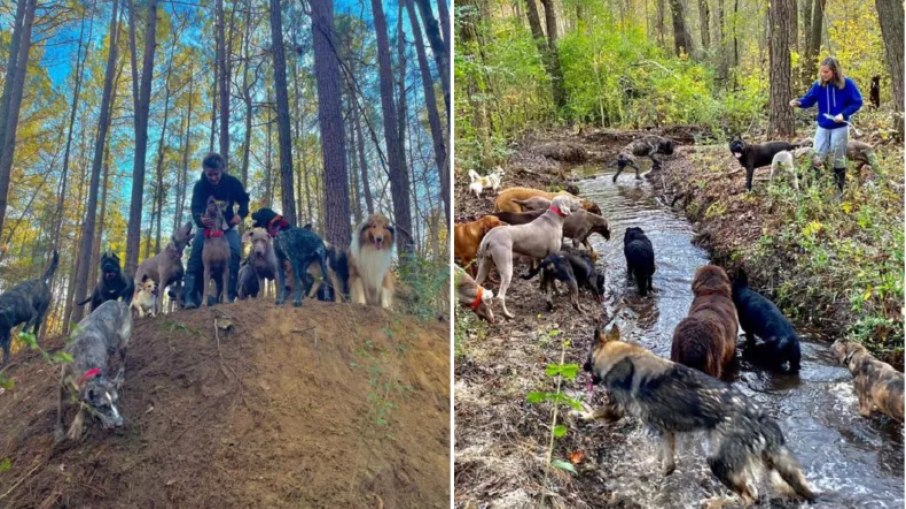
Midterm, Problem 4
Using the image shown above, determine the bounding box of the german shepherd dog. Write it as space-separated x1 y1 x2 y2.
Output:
671 265 738 379
584 324 816 506
623 227 655 296
729 137 799 192
612 135 675 182
0 250 58 367
732 269 801 372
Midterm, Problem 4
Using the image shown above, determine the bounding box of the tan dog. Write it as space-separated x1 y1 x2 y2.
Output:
241 227 279 297
454 215 505 272
670 265 739 379
832 340 904 422
130 276 158 318
455 266 494 322
134 221 192 312
201 196 230 306
476 195 579 318
349 214 395 308
494 186 601 215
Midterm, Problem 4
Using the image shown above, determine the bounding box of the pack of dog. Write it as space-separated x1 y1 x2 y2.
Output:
0 250 58 366
521 248 605 312
55 300 132 443
729 137 802 192
584 324 816 506
134 221 193 313
731 269 801 372
611 135 675 182
494 186 602 215
622 227 655 296
831 339 903 423
670 265 738 378
78 250 134 311
476 195 580 318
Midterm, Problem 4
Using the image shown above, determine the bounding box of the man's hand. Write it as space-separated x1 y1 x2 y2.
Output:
201 217 215 228
833 113 844 123
229 215 241 226
789 99 800 108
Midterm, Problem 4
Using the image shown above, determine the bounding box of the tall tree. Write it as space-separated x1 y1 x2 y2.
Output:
525 0 566 111
270 0 297 225
406 0 448 223
876 0 904 135
217 0 230 164
125 0 159 275
768 0 794 136
0 0 37 234
372 0 413 254
538 0 567 110
803 0 826 87
73 0 121 323
414 0 450 120
310 0 351 247
698 0 710 50
668 0 695 58
354 108 374 216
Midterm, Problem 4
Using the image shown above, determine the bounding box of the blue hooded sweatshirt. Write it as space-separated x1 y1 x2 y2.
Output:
796 77 863 129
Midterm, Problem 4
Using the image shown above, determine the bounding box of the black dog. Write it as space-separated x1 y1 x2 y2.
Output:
623 227 655 296
0 250 58 366
522 248 606 312
729 137 799 192
732 269 801 372
612 135 675 182
78 251 134 311
869 75 880 109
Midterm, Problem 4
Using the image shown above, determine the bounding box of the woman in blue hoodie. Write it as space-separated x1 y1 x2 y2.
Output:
790 57 863 195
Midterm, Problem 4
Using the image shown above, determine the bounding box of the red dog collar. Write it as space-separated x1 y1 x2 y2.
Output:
78 367 102 386
470 287 484 311
204 229 224 239
267 215 291 237
549 205 566 217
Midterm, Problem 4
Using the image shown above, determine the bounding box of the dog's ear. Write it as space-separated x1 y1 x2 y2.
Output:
241 230 253 243
141 274 148 282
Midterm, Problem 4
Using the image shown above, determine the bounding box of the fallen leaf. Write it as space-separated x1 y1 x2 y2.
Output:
569 450 585 465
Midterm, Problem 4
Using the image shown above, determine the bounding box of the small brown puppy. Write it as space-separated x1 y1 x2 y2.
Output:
494 186 601 215
670 265 739 379
454 215 505 272
832 340 904 423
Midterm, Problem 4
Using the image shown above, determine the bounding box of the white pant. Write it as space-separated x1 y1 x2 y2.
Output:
813 125 848 168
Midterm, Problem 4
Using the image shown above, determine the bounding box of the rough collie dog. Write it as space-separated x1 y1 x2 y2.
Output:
349 214 395 308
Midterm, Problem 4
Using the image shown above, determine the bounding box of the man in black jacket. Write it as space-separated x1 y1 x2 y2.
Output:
183 153 250 308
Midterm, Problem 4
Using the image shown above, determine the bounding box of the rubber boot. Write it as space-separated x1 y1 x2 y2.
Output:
182 272 199 309
833 166 846 198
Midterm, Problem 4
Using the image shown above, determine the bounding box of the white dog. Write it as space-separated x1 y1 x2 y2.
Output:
770 150 798 191
468 167 505 197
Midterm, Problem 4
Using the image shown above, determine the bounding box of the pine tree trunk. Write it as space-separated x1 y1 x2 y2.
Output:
72 0 121 323
153 42 176 255
656 0 666 47
538 0 567 109
217 0 230 164
437 0 450 51
803 0 826 86
310 0 351 247
698 0 710 50
177 67 195 226
669 0 695 58
125 0 158 275
270 0 297 225
768 0 795 137
372 0 413 254
240 0 253 190
265 91 273 207
789 0 798 53
0 0 36 234
406 0 448 223
414 0 450 121
876 0 904 135
89 143 112 288
209 64 217 153
0 0 27 175
354 108 374 215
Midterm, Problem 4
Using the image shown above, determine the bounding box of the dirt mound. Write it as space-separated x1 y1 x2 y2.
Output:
0 300 449 508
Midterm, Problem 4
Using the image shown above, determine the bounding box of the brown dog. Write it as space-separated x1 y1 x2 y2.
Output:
349 214 395 308
134 221 193 313
670 265 739 379
454 215 505 272
455 266 494 322
832 340 904 423
201 196 230 306
494 186 601 215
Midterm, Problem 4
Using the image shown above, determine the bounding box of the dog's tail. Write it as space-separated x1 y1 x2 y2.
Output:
468 169 480 183
42 250 59 283
759 415 816 502
520 255 555 280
